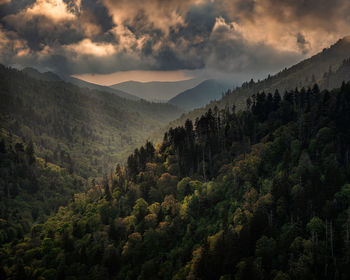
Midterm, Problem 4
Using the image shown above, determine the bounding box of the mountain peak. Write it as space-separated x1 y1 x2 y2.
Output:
168 79 231 111
22 67 40 75
166 36 350 129
329 35 350 50
340 35 350 42
23 67 62 82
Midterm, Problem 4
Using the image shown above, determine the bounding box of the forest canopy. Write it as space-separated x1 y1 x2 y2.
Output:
2 79 350 279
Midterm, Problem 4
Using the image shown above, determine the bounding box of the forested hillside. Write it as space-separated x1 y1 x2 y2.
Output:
167 36 350 130
22 67 140 101
0 65 182 179
3 80 350 279
0 130 85 246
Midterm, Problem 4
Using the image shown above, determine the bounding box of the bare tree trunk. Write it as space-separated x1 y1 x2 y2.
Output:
208 147 212 178
346 223 349 248
326 219 328 250
268 210 273 227
97 184 103 198
202 147 206 181
7 184 10 199
330 221 334 258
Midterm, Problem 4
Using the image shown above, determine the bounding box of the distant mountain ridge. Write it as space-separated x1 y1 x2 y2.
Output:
110 79 203 102
22 67 140 101
168 79 231 111
165 36 350 129
65 76 141 101
1 65 182 178
22 67 62 82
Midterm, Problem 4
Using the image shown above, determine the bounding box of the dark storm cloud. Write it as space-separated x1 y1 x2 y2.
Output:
0 0 349 77
145 3 220 71
4 14 83 51
257 0 350 28
221 0 350 24
78 0 114 35
0 0 35 17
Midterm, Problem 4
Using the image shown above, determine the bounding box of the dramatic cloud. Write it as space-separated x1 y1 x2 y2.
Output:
205 16 303 76
0 0 349 81
64 38 116 57
25 0 77 22
219 0 350 54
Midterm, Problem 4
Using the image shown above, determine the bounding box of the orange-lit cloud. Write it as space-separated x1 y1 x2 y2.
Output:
219 0 350 55
65 38 116 57
25 0 76 22
102 0 191 36
0 0 350 81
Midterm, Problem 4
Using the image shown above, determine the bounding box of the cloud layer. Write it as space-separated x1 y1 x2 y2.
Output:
0 0 349 79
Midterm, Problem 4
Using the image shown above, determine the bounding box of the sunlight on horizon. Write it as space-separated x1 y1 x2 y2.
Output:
73 70 196 86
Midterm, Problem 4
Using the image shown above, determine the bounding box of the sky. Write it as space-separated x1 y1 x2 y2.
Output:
72 70 196 85
1 0 350 84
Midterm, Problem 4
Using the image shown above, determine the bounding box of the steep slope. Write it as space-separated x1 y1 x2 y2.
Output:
166 36 350 129
4 80 350 279
0 130 86 245
0 65 182 179
110 79 203 102
168 79 231 111
318 57 350 89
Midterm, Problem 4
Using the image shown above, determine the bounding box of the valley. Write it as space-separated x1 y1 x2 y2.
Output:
1 0 350 278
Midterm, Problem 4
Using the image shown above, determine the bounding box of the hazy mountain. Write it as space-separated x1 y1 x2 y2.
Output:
22 67 140 101
318 57 350 89
110 79 203 102
0 65 182 178
65 76 141 101
23 67 62 82
166 36 350 129
0 65 181 248
168 79 231 111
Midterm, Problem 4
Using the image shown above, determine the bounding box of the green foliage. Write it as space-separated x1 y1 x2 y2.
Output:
0 65 181 179
132 198 148 222
0 134 85 245
306 217 324 244
4 80 350 279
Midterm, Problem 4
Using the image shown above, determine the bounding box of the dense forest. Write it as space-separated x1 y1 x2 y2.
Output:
0 65 182 179
2 78 350 279
0 130 85 246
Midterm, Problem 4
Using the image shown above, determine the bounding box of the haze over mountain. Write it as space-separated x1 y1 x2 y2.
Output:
168 79 231 111
22 67 62 82
166 36 350 130
22 67 141 101
109 79 203 102
1 65 182 179
65 76 141 101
